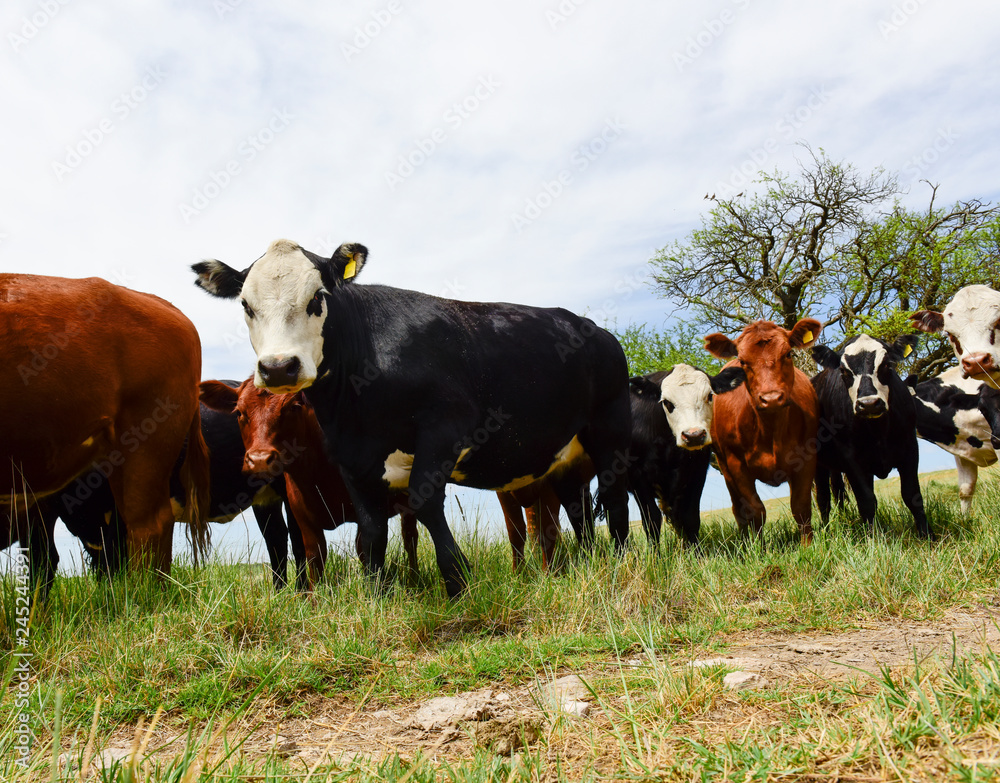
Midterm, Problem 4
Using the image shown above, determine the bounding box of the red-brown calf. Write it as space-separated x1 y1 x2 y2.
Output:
703 319 821 544
201 379 417 589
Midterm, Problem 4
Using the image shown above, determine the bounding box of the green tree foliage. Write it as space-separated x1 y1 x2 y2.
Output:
648 147 1000 379
613 321 725 377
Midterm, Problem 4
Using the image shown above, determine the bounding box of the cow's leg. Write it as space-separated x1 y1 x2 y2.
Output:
674 485 703 549
284 502 309 591
844 466 877 529
631 481 663 550
282 478 329 590
109 467 175 574
722 465 766 539
789 472 815 546
814 462 832 525
556 481 595 548
406 448 469 598
252 501 289 590
580 400 632 553
496 491 528 569
26 502 58 602
898 453 933 540
955 456 978 515
531 484 562 569
675 455 708 548
830 471 848 509
399 510 419 582
346 475 393 593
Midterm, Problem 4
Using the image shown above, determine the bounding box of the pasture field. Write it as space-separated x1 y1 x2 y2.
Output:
3 470 1000 782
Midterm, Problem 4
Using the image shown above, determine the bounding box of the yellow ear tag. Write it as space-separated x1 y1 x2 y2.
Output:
343 257 357 280
903 344 913 357
802 330 813 343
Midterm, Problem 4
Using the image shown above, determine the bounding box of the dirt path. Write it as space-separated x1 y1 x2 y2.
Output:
88 602 1000 772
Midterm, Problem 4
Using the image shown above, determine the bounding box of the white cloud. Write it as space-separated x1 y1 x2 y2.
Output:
3 0 997 552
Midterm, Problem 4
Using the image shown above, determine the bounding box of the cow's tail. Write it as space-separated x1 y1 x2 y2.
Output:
179 404 212 567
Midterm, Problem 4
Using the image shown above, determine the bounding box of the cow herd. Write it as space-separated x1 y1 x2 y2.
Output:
3 241 1000 600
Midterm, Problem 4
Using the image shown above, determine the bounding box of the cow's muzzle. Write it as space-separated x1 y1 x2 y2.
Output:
855 396 887 418
680 428 709 449
258 356 301 390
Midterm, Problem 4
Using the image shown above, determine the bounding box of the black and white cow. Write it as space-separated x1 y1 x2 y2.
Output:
906 366 1000 514
19 381 301 594
627 364 745 547
192 239 633 597
911 285 1000 386
811 334 933 538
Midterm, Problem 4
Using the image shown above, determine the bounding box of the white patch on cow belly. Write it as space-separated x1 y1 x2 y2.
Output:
383 450 414 489
494 436 586 492
384 447 476 488
949 407 999 466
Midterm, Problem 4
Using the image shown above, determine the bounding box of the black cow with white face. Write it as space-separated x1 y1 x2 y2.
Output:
627 364 745 547
192 239 632 597
811 333 932 538
906 366 1000 514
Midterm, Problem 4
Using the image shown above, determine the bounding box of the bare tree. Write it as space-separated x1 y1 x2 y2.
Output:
649 148 1000 379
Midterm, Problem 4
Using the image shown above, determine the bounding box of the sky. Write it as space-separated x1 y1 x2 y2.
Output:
3 0 998 567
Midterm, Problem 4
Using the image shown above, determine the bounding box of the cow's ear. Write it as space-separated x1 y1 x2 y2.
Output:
199 379 240 412
329 243 368 283
192 260 247 298
812 345 841 370
629 376 661 398
889 334 920 364
910 309 945 333
789 318 822 349
711 366 746 393
704 333 738 359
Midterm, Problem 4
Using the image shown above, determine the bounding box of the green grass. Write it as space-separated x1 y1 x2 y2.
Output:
3 470 1000 780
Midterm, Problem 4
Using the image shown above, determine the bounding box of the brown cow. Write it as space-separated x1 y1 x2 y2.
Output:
0 274 210 579
200 379 418 589
703 319 822 544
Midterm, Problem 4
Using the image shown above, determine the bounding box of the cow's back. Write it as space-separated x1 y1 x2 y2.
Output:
0 274 202 499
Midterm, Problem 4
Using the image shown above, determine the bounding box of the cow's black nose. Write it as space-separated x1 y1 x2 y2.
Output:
258 356 301 389
855 397 886 418
681 428 708 448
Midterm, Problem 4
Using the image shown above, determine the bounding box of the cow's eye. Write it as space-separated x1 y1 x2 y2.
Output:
306 290 325 317
840 368 852 382
241 299 254 319
663 400 675 414
707 392 714 403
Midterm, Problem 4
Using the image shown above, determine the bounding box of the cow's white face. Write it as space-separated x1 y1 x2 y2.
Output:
840 335 891 417
240 239 328 393
660 364 715 449
942 286 1000 385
